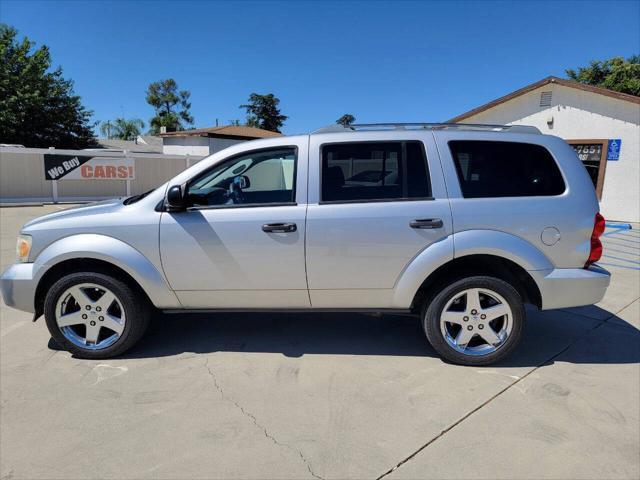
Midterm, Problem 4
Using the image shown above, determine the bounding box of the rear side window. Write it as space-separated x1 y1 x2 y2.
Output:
449 141 565 198
321 141 431 202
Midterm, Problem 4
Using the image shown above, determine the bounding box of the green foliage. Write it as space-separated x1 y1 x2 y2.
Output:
99 120 115 139
240 93 287 132
244 116 260 128
566 56 640 96
146 79 194 133
100 118 145 140
0 24 97 148
336 114 356 127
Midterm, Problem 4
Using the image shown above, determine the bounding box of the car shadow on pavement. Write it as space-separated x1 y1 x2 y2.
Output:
106 305 640 368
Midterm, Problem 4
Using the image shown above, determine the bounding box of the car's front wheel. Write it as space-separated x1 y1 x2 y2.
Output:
423 276 525 366
44 272 150 359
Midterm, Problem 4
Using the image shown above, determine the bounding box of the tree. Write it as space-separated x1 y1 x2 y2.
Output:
100 120 115 139
566 56 640 96
336 114 356 127
240 93 287 132
0 24 97 148
146 79 194 133
101 118 145 140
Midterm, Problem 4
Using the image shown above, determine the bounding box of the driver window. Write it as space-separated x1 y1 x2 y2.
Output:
187 147 297 207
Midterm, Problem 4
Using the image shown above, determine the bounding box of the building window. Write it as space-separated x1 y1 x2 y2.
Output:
567 140 608 199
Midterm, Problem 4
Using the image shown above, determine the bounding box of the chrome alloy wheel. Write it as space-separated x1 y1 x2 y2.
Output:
439 288 513 356
55 283 126 350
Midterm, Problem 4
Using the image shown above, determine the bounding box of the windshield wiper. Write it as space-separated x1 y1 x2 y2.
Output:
123 188 154 205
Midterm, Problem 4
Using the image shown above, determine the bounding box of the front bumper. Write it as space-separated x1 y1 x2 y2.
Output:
532 264 611 310
0 263 36 313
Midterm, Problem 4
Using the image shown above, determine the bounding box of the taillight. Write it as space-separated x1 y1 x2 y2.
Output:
585 212 606 268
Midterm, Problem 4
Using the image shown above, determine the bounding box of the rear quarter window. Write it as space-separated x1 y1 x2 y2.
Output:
449 140 565 198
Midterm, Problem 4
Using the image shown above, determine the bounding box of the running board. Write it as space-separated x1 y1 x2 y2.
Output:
161 308 415 315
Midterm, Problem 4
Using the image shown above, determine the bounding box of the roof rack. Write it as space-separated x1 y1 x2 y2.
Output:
312 123 541 134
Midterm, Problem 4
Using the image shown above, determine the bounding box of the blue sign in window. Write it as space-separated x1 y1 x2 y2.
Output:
607 139 621 161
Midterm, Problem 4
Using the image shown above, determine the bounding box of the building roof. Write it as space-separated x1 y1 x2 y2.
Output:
136 135 163 149
97 136 163 153
158 125 282 139
448 76 640 123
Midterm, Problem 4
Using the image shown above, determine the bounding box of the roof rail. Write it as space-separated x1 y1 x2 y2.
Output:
312 123 541 134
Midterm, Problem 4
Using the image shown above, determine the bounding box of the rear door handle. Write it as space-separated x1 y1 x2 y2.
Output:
262 222 297 233
410 218 443 229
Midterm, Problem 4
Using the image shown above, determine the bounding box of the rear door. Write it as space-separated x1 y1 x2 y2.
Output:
305 131 453 308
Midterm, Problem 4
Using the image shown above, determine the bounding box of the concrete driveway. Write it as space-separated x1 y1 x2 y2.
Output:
1 205 638 480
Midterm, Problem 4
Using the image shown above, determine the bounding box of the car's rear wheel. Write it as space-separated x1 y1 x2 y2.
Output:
44 272 150 359
423 276 525 366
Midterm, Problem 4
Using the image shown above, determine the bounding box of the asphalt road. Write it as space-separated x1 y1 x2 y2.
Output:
1 205 638 480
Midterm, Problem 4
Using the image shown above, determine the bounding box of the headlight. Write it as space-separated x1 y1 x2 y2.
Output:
16 234 32 263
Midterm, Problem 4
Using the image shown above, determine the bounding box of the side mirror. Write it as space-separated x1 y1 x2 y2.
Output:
166 185 187 211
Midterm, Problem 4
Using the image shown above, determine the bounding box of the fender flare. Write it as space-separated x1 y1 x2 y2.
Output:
391 236 454 308
391 230 552 308
453 230 553 271
33 234 181 308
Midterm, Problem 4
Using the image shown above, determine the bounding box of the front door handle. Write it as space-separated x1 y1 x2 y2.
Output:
410 218 443 229
262 222 297 233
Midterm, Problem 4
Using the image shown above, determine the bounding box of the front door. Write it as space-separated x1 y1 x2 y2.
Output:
305 133 453 308
160 142 310 308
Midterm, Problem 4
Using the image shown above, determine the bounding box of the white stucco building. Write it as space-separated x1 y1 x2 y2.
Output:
159 125 281 156
449 76 640 222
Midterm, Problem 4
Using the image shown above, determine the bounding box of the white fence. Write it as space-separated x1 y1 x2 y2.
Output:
0 147 205 204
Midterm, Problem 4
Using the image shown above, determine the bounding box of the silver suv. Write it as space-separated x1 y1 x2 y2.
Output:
0 123 611 365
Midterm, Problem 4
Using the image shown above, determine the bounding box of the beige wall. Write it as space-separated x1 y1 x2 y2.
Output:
130 156 191 193
0 151 53 201
0 148 202 203
162 136 250 156
162 136 210 156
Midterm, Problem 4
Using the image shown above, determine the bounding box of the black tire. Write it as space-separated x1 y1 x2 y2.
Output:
423 276 525 366
44 272 150 359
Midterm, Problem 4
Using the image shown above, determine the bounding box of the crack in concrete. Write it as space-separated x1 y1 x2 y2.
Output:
204 358 324 480
376 299 638 480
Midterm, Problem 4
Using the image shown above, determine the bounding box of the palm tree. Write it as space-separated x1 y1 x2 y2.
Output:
102 118 146 140
99 120 115 139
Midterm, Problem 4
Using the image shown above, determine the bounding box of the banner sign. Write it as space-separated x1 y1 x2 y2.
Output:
44 154 135 180
607 139 621 161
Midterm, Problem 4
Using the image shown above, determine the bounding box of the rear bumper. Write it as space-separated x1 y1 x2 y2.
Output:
532 264 611 310
0 263 36 313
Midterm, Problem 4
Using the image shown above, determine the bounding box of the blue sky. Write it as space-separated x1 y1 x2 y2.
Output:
2 0 639 135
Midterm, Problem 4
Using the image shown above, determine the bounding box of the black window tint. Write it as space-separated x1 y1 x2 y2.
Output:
321 141 430 202
449 141 565 198
406 141 430 198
